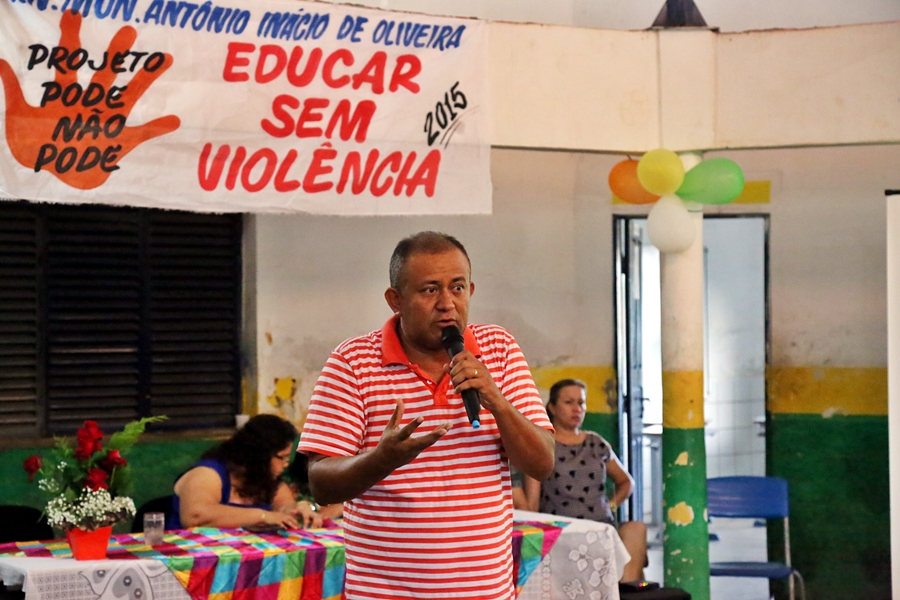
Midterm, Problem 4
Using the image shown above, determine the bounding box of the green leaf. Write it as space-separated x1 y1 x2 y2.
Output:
109 465 134 496
107 416 167 451
54 437 74 458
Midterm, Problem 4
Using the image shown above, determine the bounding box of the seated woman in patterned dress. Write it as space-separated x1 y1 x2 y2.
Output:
523 379 647 583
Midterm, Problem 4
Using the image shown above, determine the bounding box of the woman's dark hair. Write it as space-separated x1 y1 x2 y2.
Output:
546 378 587 425
202 414 297 504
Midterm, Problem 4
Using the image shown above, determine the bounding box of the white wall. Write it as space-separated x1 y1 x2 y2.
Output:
242 11 900 475
487 22 900 151
488 23 661 152
716 24 900 148
707 145 895 367
252 149 619 416
250 143 899 418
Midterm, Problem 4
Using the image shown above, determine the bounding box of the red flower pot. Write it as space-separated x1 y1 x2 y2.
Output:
66 525 112 560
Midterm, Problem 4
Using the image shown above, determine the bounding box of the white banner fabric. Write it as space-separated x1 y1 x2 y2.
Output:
0 0 491 214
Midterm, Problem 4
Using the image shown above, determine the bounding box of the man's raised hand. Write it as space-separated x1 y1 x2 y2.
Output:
376 401 451 471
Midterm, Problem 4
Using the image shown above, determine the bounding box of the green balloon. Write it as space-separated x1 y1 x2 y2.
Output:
675 158 745 205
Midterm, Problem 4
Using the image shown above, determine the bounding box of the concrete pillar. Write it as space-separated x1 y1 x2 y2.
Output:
660 198 710 599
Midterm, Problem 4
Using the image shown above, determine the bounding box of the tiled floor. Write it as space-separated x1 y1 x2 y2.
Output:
645 518 771 600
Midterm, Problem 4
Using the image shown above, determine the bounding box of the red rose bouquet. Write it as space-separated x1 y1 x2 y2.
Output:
23 417 165 531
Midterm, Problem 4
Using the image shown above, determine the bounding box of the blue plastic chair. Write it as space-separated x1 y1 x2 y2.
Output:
707 476 806 600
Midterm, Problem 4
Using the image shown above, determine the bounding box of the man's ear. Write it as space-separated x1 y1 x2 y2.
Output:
384 287 401 314
469 281 475 297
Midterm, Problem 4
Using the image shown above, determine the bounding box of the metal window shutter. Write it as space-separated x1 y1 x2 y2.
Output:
0 201 241 436
44 205 143 433
147 211 241 430
0 204 40 436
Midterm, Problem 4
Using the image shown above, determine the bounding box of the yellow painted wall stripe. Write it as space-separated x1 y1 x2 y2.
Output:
732 180 770 204
530 364 886 419
768 366 887 416
531 365 617 414
662 370 705 428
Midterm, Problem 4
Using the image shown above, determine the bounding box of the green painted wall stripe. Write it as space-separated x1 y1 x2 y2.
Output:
768 413 889 600
662 427 710 600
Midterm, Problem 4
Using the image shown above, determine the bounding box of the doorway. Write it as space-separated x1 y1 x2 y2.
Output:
614 215 769 524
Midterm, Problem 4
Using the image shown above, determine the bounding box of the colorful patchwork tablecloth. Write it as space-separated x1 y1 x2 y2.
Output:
0 520 566 600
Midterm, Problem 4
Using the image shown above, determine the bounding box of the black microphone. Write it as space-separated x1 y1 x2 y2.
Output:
440 325 481 429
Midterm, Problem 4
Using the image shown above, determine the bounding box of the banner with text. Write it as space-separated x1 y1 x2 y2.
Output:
0 0 491 214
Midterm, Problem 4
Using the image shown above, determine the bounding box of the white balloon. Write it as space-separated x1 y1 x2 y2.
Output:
679 152 703 172
647 194 696 253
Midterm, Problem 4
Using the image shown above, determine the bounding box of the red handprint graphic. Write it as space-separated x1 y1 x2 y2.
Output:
0 10 180 190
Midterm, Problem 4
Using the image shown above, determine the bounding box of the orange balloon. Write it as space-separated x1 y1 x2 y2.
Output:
609 159 660 205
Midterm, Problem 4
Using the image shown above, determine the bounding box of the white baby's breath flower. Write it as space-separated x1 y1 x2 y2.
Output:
46 488 136 531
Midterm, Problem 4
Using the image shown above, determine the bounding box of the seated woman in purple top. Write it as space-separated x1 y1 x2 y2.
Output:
169 414 320 530
523 379 648 583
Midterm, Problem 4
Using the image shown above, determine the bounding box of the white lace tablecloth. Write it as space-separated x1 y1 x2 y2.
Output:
0 556 190 600
514 510 631 600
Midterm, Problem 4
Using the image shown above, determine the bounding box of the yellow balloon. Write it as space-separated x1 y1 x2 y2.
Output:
637 149 685 196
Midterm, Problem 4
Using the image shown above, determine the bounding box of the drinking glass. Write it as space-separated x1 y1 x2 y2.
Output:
144 512 165 546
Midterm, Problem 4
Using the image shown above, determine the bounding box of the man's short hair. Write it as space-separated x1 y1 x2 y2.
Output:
389 231 471 289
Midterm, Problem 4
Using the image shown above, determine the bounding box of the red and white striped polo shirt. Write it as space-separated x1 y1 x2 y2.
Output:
298 317 552 600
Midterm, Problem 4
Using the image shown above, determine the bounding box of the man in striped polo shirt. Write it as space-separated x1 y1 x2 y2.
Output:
299 231 555 600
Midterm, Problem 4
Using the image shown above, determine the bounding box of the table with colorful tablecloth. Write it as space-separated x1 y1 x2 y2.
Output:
0 519 571 600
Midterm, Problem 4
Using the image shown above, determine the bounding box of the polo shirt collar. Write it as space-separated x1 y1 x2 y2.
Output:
381 314 481 366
